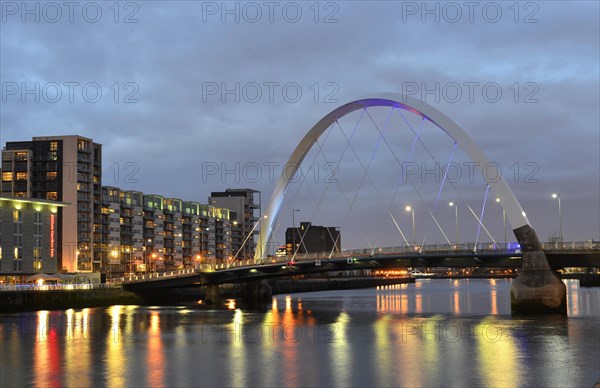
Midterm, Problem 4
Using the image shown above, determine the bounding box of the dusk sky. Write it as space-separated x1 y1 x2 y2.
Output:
1 1 598 249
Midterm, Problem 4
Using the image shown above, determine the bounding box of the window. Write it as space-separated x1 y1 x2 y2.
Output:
46 172 58 180
15 152 28 161
14 192 27 198
2 172 12 181
50 141 58 151
48 151 58 161
47 192 58 201
16 172 27 181
13 210 22 223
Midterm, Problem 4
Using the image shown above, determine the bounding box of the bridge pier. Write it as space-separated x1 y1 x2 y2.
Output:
205 284 221 306
240 280 272 308
511 225 567 315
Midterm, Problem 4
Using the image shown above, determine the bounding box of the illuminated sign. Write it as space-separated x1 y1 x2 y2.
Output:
50 214 55 258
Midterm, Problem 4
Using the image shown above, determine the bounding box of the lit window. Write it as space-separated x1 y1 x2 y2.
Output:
50 142 58 151
15 152 28 161
2 172 12 181
47 192 58 201
46 172 58 180
16 172 27 180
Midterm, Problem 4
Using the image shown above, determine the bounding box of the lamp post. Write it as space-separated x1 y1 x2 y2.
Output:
496 198 506 244
126 247 131 277
292 209 300 255
449 202 459 244
552 193 563 243
405 206 415 248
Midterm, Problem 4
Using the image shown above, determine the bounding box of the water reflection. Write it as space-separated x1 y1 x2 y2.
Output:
0 279 598 387
476 317 519 387
376 279 517 315
147 312 165 387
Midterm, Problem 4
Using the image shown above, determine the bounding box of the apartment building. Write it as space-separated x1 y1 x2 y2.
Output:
101 187 233 275
2 136 102 272
209 188 260 260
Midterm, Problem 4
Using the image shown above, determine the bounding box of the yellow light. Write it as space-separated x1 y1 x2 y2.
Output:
405 206 412 212
495 198 500 203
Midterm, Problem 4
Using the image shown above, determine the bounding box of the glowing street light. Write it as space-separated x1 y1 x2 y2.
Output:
449 202 459 244
405 206 415 247
552 193 563 243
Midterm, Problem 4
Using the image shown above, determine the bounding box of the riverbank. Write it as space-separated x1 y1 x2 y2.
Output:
0 287 143 313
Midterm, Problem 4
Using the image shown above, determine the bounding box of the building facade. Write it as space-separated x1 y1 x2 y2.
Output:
209 189 260 260
0 196 68 281
2 136 102 272
100 187 234 275
285 222 341 255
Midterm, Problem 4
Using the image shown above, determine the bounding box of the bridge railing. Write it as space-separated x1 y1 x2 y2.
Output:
121 241 599 281
542 241 599 250
121 268 197 283
0 283 119 292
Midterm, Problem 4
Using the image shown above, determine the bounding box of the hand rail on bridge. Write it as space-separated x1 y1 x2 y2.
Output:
0 283 119 292
119 241 598 282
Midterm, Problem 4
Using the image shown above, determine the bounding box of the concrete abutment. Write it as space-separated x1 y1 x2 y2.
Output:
511 225 567 314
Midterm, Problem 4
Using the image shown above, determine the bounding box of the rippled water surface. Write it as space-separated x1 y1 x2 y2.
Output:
1 279 598 387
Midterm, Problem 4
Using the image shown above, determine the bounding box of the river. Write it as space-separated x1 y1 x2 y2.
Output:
0 279 598 387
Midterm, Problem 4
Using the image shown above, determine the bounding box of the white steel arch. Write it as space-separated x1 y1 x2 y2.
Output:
255 93 531 260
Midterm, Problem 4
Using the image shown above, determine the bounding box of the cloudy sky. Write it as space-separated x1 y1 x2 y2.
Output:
1 1 598 249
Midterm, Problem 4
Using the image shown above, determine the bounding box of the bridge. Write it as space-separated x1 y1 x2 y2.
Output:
122 241 599 289
123 94 598 313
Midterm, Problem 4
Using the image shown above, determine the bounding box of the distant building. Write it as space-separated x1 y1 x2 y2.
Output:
209 189 261 260
285 222 341 255
2 136 102 272
0 196 68 281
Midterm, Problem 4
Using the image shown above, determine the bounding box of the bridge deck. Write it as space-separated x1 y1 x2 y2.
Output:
121 243 599 291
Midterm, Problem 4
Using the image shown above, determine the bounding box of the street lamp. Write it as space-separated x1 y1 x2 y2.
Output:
125 247 131 277
292 209 300 255
496 198 506 244
405 206 415 248
552 193 563 243
449 202 459 244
